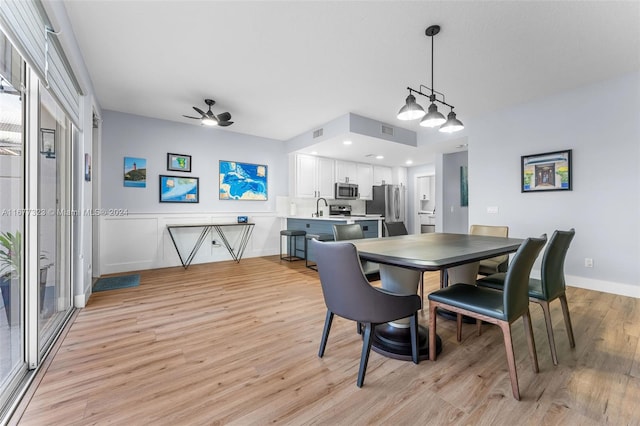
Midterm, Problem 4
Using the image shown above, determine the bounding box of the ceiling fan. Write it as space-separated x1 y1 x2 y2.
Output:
183 98 233 127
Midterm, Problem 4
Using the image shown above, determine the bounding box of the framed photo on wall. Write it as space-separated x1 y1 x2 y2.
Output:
159 175 199 203
40 128 55 158
219 160 268 200
521 149 572 192
167 153 192 172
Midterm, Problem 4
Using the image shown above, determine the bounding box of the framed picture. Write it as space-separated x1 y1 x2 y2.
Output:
40 129 55 158
84 153 91 181
521 149 572 192
219 160 268 200
167 153 192 172
123 157 147 188
159 175 199 203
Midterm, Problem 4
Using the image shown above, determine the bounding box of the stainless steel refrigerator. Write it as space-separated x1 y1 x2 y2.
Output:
366 184 406 223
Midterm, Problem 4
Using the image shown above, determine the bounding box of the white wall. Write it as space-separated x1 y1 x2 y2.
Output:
468 72 640 297
99 110 289 273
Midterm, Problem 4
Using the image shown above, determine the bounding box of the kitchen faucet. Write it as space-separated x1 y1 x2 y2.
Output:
315 197 328 217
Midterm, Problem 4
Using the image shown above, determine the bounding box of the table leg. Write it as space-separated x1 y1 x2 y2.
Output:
370 265 442 361
168 226 213 269
213 224 255 263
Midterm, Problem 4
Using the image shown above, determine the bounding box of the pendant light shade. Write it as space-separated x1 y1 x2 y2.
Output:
439 110 464 133
397 25 464 133
419 103 446 128
397 94 426 120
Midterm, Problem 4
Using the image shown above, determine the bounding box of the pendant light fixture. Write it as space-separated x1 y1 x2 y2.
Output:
397 25 464 133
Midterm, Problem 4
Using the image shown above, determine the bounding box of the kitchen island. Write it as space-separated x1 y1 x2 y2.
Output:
286 215 384 264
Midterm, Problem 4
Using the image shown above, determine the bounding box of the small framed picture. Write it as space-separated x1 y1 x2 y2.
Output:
40 129 55 158
84 153 91 181
521 149 572 192
159 175 199 203
167 153 192 172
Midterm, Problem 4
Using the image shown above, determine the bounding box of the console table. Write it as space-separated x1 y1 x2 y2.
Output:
167 223 255 268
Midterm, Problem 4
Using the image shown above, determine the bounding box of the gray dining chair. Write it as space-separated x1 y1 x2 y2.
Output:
428 235 547 400
332 224 379 279
384 221 408 237
311 239 421 387
477 229 576 365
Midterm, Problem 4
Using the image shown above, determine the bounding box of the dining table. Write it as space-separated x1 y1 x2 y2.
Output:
350 232 523 361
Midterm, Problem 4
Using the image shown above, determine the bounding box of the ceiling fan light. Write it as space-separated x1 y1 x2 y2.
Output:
419 103 446 128
439 111 464 133
202 117 218 126
397 94 425 120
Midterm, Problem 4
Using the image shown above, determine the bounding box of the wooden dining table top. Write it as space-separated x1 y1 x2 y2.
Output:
349 232 524 272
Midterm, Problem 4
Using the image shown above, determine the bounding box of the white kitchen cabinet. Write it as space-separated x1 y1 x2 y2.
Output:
294 154 335 198
373 165 392 186
335 160 357 184
356 163 373 200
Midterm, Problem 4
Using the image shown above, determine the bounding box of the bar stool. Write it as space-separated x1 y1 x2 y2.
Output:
305 233 334 270
280 229 306 261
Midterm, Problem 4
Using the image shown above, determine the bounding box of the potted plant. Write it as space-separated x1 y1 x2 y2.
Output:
0 230 21 325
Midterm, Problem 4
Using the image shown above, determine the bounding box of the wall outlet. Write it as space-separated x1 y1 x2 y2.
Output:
584 258 593 268
487 206 499 214
212 240 221 247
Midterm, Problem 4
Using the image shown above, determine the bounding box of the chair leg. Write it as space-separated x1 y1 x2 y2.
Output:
357 323 374 387
538 300 558 365
456 313 463 342
318 310 334 358
559 294 576 348
356 322 362 335
498 321 520 400
429 302 438 361
410 313 419 364
522 309 539 373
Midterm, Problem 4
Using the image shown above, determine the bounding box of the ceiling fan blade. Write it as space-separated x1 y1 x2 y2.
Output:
218 121 234 127
216 112 231 122
192 106 207 117
182 115 201 120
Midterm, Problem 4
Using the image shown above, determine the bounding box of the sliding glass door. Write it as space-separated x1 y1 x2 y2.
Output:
37 84 73 351
0 31 26 409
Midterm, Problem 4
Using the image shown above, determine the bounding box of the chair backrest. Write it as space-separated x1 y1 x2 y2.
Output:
310 240 420 323
540 229 575 300
470 224 510 268
333 223 364 241
384 222 408 237
502 235 546 320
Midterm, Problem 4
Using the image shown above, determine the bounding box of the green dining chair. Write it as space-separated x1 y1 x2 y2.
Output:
476 229 576 366
428 235 547 400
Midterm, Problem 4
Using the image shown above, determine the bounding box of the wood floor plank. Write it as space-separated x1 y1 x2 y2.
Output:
14 256 640 425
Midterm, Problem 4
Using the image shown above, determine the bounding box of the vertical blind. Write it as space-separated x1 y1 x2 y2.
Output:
0 0 82 129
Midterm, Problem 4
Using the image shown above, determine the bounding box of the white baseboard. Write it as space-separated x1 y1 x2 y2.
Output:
566 274 640 299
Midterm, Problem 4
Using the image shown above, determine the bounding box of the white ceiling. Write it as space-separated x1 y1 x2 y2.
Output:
62 1 640 167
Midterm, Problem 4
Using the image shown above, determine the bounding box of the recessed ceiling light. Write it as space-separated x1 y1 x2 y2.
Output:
405 160 413 165
376 155 384 160
343 140 352 145
455 143 468 149
311 151 318 155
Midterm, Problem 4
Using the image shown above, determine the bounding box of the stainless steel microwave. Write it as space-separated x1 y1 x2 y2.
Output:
335 182 359 200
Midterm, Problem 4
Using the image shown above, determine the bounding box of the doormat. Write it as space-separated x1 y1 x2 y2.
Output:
93 274 140 292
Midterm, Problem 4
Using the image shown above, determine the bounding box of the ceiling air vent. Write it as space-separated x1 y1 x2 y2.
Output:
313 128 324 138
381 124 394 136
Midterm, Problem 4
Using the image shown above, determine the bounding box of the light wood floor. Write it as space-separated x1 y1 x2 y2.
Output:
14 256 640 425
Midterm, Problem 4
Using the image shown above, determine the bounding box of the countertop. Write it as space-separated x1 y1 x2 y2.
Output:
287 215 383 222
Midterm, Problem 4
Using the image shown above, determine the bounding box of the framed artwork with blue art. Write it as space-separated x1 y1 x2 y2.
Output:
159 175 199 203
219 160 268 200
